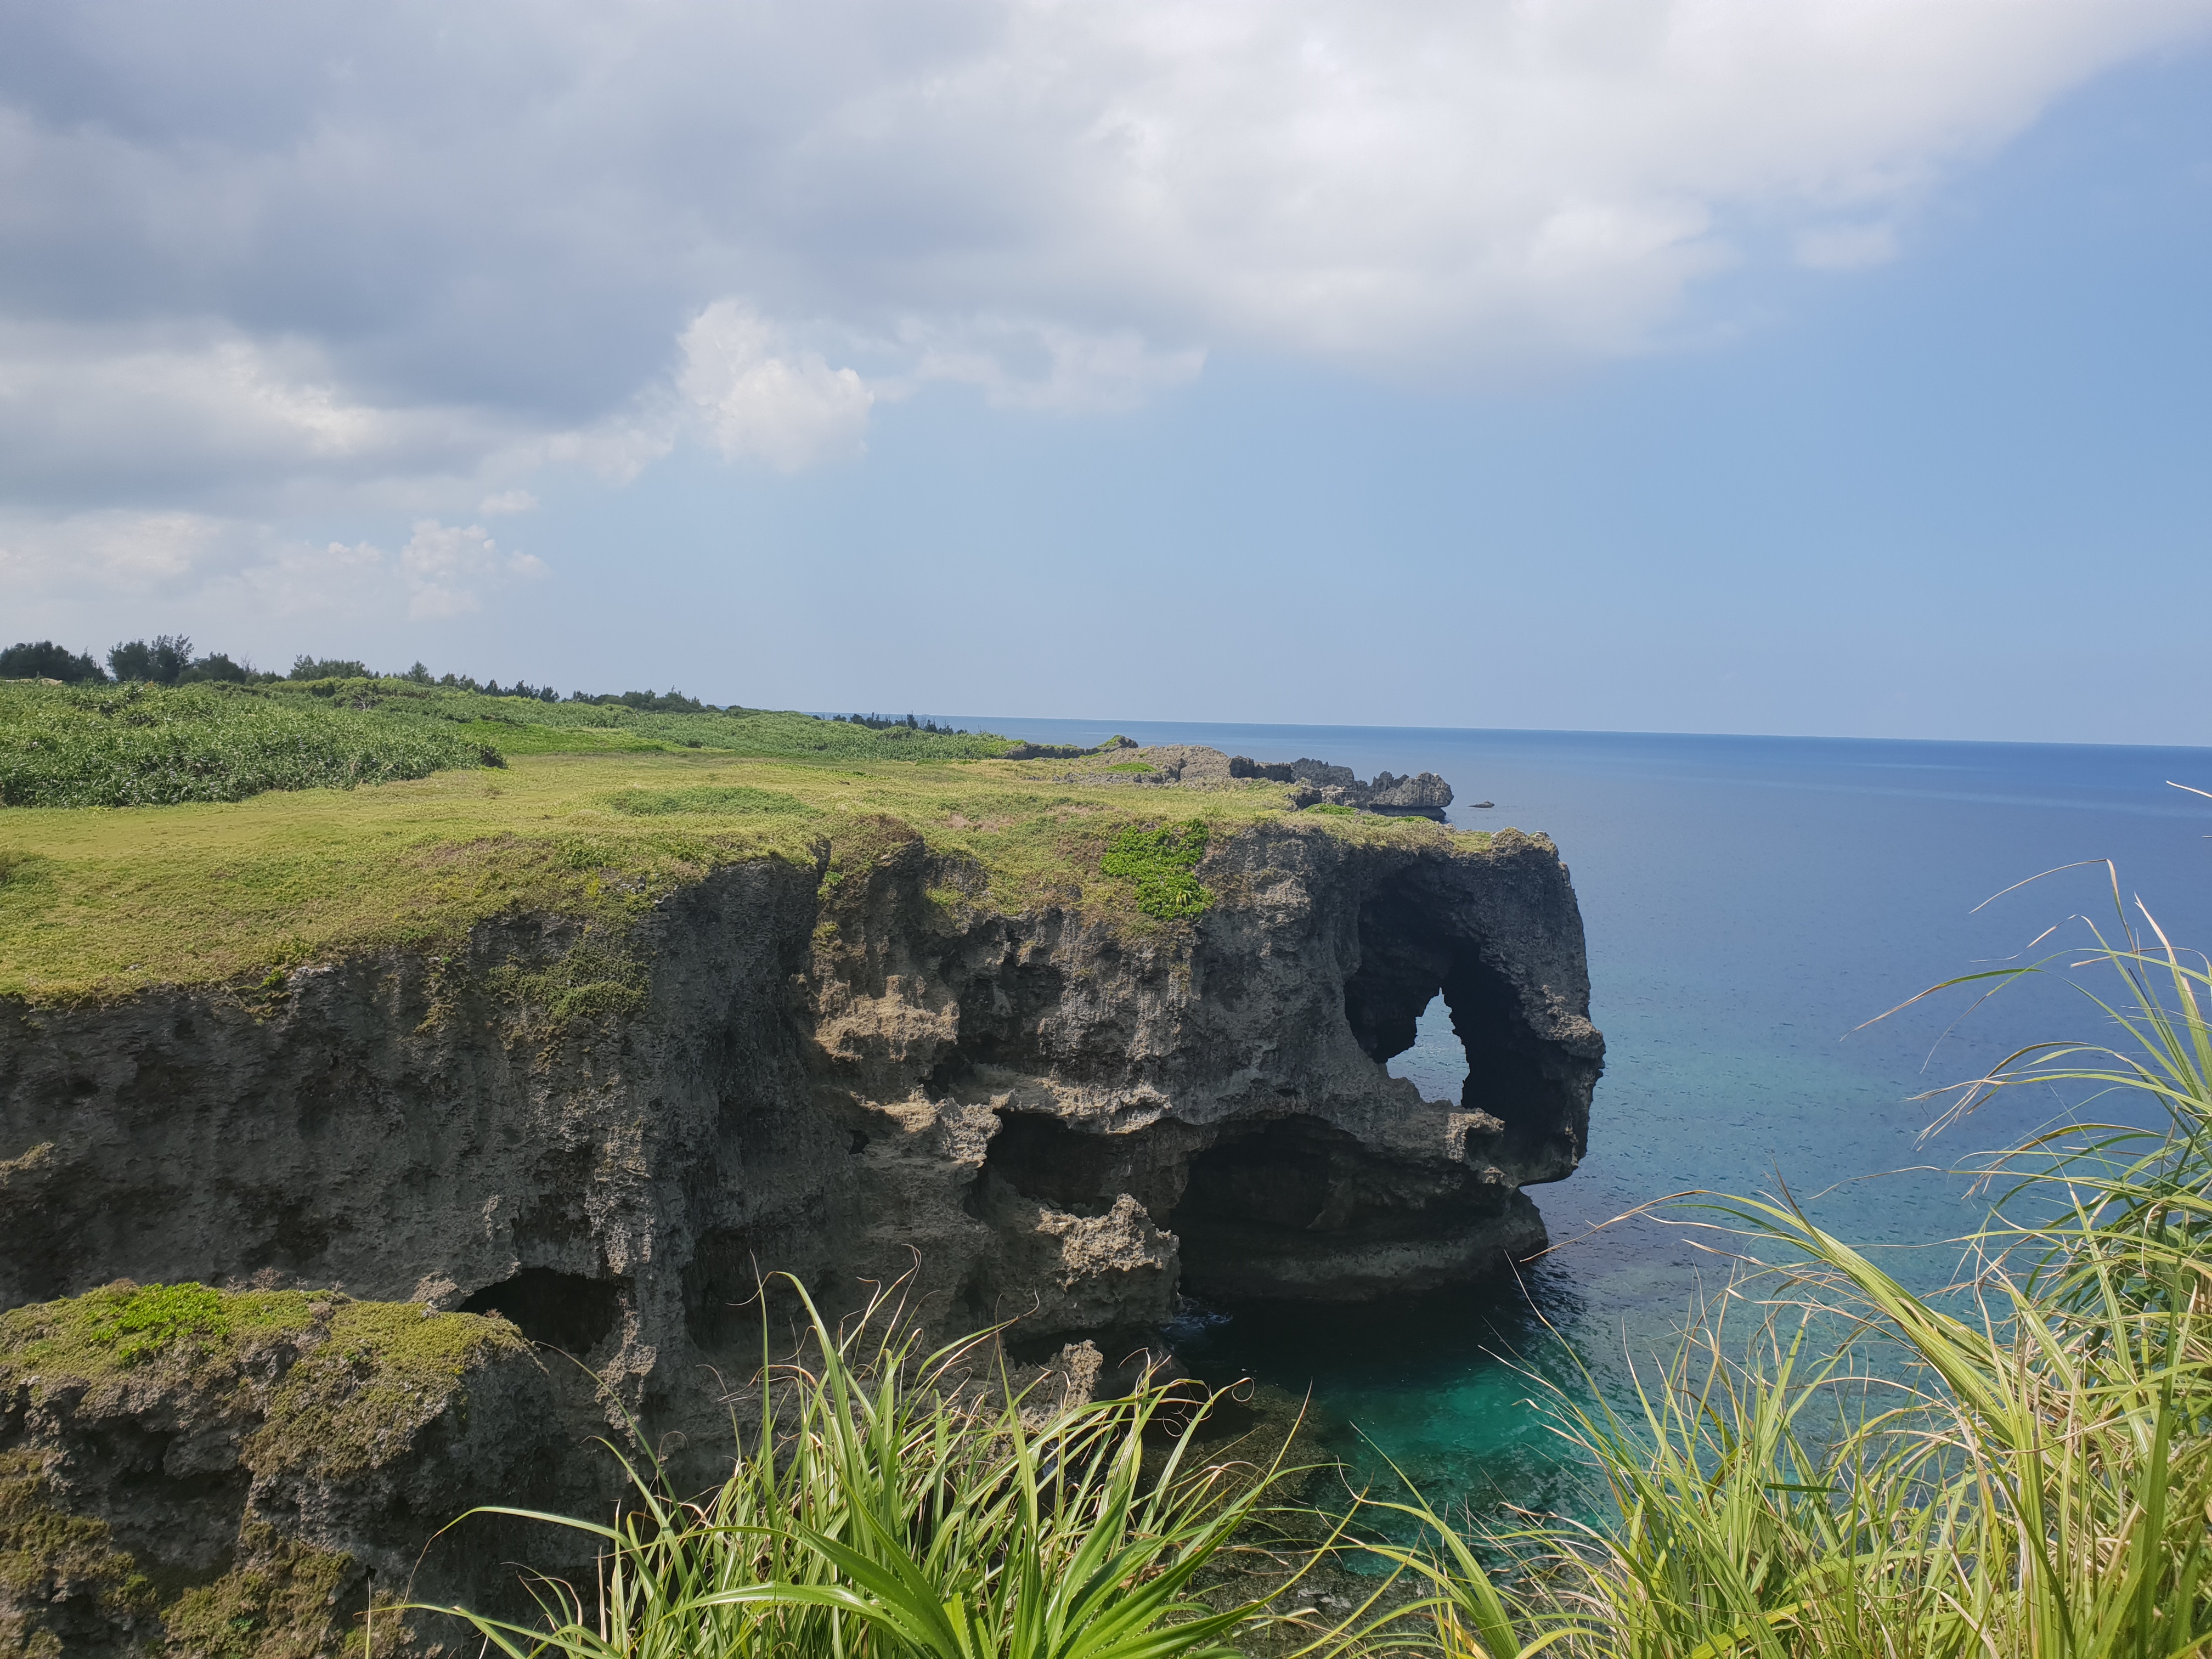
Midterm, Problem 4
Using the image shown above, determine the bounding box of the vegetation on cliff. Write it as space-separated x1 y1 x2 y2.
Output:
0 1283 532 1656
0 674 1025 810
431 1279 1315 1659
0 729 1476 1002
0 681 498 808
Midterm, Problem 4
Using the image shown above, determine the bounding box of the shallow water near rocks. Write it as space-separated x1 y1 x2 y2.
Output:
955 715 2212 1515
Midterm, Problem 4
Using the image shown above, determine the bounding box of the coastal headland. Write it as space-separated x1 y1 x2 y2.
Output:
0 683 1601 1651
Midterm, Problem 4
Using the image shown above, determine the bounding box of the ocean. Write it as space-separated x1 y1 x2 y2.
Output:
951 717 2212 1514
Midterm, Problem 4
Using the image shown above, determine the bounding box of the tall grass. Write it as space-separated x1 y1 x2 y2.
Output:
0 680 492 806
422 1279 1322 1659
1353 879 2212 1659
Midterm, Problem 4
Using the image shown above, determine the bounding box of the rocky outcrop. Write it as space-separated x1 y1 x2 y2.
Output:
1082 748 1457 819
1367 771 1454 813
0 1285 589 1655
1241 756 1454 816
0 815 1599 1492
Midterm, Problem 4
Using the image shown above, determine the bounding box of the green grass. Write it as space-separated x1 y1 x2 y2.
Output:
605 785 814 817
423 1277 1322 1659
0 680 494 806
0 749 1472 1003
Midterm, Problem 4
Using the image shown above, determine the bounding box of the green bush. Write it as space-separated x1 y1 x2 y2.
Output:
0 681 492 807
1100 820 1212 918
253 679 1019 762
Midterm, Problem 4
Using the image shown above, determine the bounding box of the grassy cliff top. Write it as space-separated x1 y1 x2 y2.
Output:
0 741 1490 1005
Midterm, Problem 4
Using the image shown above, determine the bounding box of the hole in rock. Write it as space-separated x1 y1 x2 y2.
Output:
460 1268 623 1353
1385 992 1471 1104
1340 878 1576 1146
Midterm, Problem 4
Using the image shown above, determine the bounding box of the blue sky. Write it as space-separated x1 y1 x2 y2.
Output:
4 3 2209 744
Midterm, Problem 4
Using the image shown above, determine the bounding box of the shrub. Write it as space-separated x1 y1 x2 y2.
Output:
0 681 490 807
177 652 254 684
1100 820 1212 919
289 654 373 681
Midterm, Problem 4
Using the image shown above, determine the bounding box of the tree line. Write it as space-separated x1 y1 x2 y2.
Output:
0 635 731 713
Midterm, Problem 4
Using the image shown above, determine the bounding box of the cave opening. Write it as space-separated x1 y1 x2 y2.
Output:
1340 882 1573 1148
1173 1115 1352 1234
975 1110 1122 1216
460 1267 624 1353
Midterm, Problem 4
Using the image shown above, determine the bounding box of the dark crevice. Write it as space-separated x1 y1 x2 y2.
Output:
1173 1116 1351 1233
978 1110 1120 1217
1166 1113 1506 1299
460 1267 623 1353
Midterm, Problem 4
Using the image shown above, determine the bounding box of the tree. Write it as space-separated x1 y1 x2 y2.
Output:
178 652 253 684
109 635 193 684
0 641 108 682
289 655 373 681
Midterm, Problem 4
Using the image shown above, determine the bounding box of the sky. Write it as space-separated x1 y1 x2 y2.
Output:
2 1 2210 745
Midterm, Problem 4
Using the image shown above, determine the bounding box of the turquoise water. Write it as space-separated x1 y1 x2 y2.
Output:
956 718 2212 1510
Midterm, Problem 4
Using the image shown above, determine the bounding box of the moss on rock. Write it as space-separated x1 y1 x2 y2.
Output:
248 1300 531 1484
157 1523 352 1659
0 1283 550 1656
0 1451 159 1656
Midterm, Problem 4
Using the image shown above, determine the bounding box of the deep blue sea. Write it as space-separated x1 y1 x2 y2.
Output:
951 718 2212 1515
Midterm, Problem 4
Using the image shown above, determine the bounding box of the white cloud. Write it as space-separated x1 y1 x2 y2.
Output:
0 507 548 631
0 319 521 509
398 520 547 620
676 302 875 471
478 489 539 515
0 508 229 592
897 318 1205 412
0 0 2204 528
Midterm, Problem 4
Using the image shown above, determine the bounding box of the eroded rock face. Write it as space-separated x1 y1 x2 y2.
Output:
0 821 1601 1457
0 1288 590 1655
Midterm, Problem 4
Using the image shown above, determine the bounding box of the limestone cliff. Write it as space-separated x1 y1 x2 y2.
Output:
0 815 1600 1440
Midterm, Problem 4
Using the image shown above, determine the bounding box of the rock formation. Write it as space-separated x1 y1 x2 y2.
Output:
0 795 1600 1644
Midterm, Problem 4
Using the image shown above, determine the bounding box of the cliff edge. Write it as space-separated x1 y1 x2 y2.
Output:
0 740 1602 1645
